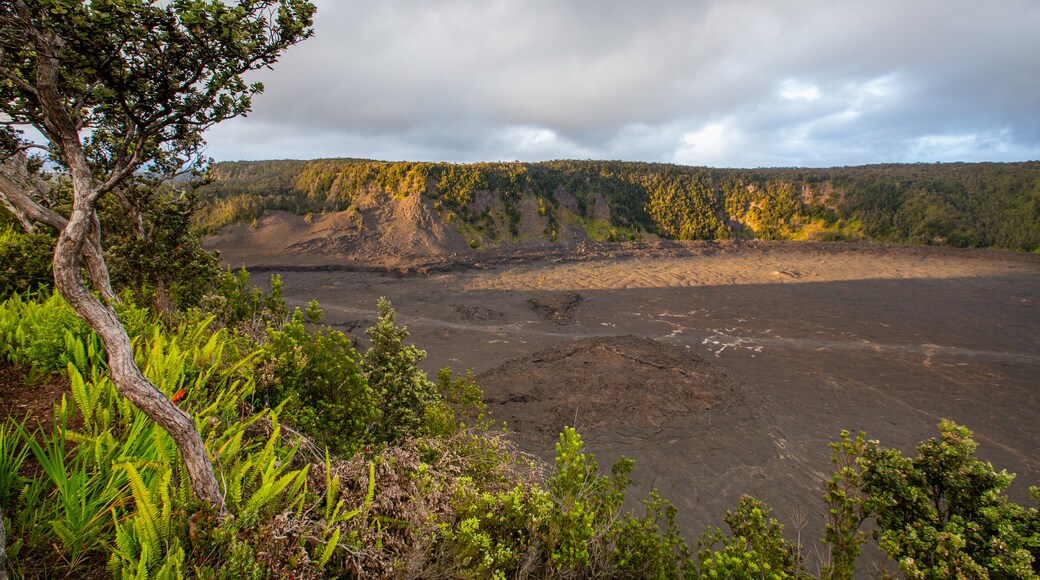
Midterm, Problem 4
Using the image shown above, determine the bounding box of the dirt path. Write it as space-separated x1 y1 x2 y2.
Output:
221 240 1040 563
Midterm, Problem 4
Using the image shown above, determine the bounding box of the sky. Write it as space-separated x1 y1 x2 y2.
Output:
203 0 1040 168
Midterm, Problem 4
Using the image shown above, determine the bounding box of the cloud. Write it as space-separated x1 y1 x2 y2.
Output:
204 0 1040 166
779 81 821 103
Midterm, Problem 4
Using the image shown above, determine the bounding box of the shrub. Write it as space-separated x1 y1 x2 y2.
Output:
696 496 808 579
362 298 441 445
256 301 374 455
0 225 53 299
610 490 694 579
444 483 551 579
199 268 288 337
860 420 1040 578
821 430 869 580
0 292 96 378
424 367 489 437
539 426 636 575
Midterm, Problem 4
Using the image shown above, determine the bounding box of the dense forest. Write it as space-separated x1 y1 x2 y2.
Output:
197 159 1040 252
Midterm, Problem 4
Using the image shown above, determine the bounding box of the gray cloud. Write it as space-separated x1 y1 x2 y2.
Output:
204 0 1040 166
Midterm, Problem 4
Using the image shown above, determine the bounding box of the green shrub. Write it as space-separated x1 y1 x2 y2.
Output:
198 268 288 337
424 367 489 437
256 302 374 455
254 298 471 456
821 430 869 580
0 225 53 299
610 490 694 579
696 496 808 579
0 292 96 378
540 426 635 574
444 483 550 579
362 298 441 445
860 420 1040 578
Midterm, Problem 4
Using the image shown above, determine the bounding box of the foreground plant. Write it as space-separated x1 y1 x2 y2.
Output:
1 304 315 577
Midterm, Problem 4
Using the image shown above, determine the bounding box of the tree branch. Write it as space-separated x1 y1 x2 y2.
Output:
0 64 37 96
0 162 116 300
0 164 66 230
0 189 33 233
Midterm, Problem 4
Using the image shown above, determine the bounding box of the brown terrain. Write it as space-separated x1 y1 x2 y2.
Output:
206 210 1040 557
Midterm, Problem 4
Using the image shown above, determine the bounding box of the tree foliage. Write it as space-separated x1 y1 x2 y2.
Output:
362 297 441 444
0 224 52 299
860 420 1040 578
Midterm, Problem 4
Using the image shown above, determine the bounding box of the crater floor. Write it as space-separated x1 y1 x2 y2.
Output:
226 240 1040 555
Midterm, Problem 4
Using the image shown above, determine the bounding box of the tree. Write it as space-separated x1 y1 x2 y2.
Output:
103 175 222 315
362 297 439 444
860 420 1040 578
0 0 315 512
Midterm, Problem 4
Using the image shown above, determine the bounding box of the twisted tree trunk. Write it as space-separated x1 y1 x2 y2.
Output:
52 182 227 513
1 155 226 516
0 0 315 517
0 36 229 513
0 166 115 301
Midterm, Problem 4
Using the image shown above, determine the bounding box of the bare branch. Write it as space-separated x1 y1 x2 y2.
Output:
15 142 54 155
0 162 66 230
94 144 145 199
0 159 114 300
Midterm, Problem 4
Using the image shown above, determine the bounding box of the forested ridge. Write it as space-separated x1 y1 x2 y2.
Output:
198 159 1040 251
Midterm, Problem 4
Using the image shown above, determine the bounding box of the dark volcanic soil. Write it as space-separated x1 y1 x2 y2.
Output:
478 335 737 443
209 236 1040 567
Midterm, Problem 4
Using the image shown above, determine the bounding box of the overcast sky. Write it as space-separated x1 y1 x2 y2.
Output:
203 0 1040 168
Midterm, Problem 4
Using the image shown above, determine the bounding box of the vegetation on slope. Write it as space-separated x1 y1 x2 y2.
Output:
197 159 1040 252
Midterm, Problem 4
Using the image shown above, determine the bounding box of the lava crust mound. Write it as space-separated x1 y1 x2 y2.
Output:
478 335 737 440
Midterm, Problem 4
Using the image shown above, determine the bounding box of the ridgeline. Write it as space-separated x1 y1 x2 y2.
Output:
197 159 1040 252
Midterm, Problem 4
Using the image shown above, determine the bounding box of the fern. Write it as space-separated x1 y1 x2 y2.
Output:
64 329 87 373
67 364 99 431
323 448 342 522
243 466 307 518
109 463 182 580
124 464 162 556
318 527 341 568
364 460 376 514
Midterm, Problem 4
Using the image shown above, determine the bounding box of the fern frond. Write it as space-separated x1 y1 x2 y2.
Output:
318 527 341 568
244 468 303 516
365 460 376 512
124 463 161 560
